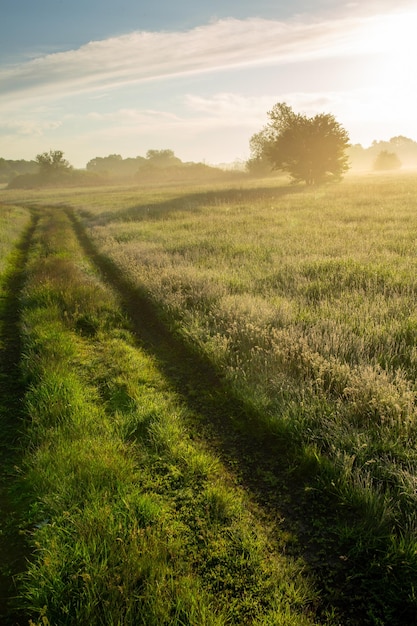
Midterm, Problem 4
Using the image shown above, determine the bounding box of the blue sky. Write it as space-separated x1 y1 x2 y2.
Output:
1 0 416 167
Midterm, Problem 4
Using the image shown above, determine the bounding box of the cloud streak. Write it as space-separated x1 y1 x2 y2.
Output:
0 12 396 109
2 3 416 165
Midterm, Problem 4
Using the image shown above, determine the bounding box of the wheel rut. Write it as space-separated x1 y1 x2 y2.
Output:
0 212 39 625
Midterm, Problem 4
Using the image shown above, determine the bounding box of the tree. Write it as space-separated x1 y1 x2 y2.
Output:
145 149 181 167
373 150 402 171
36 150 72 180
249 102 350 185
86 154 147 180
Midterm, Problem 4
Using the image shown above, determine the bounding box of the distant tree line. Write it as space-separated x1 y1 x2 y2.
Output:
347 136 417 171
85 149 239 184
0 158 38 183
3 130 417 189
5 148 243 189
6 150 93 189
86 149 182 180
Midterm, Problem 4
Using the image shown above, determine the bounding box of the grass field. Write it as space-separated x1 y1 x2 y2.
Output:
1 171 417 624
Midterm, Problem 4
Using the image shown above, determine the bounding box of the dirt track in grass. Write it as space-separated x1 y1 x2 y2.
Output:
0 213 39 625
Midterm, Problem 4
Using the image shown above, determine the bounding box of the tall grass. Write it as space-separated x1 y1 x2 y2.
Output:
80 177 417 424
65 172 417 621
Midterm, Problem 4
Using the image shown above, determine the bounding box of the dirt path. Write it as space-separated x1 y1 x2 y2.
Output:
0 213 38 625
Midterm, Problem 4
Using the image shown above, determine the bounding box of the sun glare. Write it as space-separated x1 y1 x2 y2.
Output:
348 7 417 133
368 10 417 78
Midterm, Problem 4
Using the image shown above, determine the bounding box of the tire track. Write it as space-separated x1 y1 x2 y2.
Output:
0 211 39 625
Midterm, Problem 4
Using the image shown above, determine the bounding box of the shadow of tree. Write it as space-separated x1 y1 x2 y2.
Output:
90 184 302 224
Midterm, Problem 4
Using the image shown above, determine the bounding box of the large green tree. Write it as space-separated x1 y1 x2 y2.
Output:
250 103 350 185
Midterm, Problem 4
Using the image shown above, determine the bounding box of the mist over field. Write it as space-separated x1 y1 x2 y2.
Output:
2 130 417 192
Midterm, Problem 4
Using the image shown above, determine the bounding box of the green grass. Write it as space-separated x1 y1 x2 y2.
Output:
63 172 417 622
0 204 30 274
3 171 417 623
0 204 34 624
14 206 319 625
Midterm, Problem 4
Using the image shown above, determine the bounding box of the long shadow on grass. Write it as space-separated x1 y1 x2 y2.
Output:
81 184 303 224
67 207 416 626
0 212 39 625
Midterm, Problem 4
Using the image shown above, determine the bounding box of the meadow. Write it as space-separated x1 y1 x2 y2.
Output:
1 171 417 624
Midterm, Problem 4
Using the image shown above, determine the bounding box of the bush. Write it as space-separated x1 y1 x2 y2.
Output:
374 150 402 171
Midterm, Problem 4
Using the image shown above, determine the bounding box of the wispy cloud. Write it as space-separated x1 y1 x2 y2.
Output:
2 3 416 164
183 90 364 130
0 119 62 136
0 11 404 110
183 86 417 147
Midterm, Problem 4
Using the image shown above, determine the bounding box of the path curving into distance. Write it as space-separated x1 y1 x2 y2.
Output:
0 212 39 625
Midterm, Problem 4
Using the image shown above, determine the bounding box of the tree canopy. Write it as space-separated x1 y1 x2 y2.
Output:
86 154 146 178
250 102 350 185
0 158 37 183
36 150 72 181
7 150 84 189
36 150 71 171
146 149 180 164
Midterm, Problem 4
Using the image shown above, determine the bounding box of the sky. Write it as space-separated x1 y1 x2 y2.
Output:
1 0 416 168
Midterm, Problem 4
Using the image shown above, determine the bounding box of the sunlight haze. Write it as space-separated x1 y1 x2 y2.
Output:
1 0 416 167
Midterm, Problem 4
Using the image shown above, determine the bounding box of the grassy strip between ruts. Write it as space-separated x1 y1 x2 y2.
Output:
17 206 322 625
